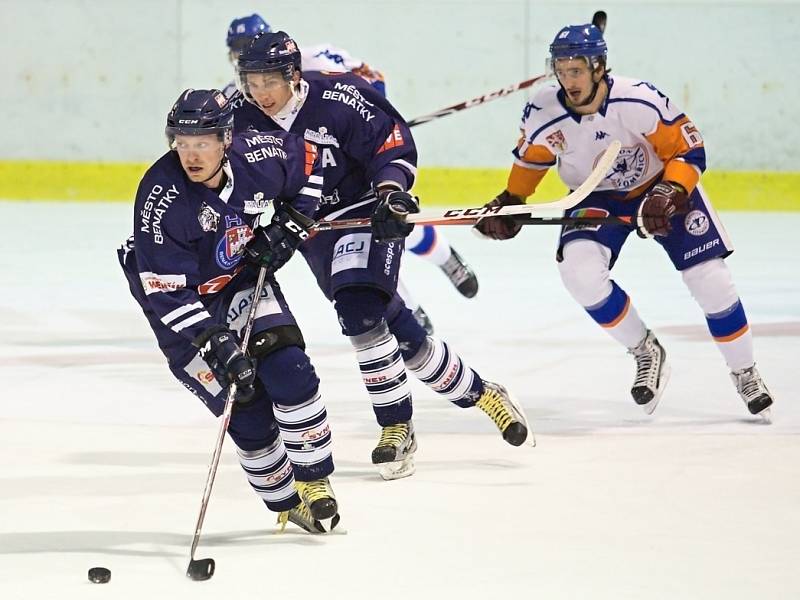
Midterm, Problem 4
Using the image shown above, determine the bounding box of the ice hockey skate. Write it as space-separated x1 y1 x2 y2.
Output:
440 248 479 298
371 421 417 480
475 381 534 447
731 365 773 421
628 330 670 414
295 477 338 521
277 497 340 534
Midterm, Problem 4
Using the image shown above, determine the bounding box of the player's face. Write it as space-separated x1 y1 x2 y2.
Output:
174 134 225 184
245 72 293 116
554 58 596 105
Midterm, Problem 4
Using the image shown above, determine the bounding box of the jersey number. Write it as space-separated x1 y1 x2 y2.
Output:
680 122 704 148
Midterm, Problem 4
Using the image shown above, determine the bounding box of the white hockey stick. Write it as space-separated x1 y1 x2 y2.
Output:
313 140 621 231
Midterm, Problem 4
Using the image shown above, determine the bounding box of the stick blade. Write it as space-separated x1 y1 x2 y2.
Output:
592 10 607 32
186 558 215 581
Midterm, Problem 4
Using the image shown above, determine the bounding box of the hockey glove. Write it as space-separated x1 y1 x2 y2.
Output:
245 205 314 274
193 325 257 403
473 190 525 240
371 189 420 243
636 181 691 238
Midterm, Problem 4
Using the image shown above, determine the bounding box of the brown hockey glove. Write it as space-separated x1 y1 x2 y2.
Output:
473 191 525 240
636 181 691 238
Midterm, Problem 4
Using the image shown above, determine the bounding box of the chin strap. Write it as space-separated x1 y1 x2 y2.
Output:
272 79 309 121
201 156 228 184
573 77 602 107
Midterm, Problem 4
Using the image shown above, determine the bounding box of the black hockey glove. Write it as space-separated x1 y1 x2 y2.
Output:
244 205 314 274
371 189 420 243
636 181 691 238
473 190 525 240
193 325 257 403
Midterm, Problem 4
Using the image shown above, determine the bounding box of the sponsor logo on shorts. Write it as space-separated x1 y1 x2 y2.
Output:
331 233 371 275
383 242 396 276
563 207 609 235
685 210 710 236
683 238 720 261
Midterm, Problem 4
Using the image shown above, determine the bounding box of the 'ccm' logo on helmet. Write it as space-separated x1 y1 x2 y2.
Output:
178 119 200 124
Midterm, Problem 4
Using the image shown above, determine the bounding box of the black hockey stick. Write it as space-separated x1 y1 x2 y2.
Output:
186 266 269 582
513 215 631 227
407 10 607 128
592 10 608 33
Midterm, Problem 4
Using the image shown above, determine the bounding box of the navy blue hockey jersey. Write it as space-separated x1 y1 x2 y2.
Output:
121 130 322 346
232 71 417 220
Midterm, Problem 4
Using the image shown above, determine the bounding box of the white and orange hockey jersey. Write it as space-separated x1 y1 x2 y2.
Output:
301 44 385 89
508 76 706 199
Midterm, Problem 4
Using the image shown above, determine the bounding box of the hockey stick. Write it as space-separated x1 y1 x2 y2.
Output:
313 140 621 231
406 10 607 128
514 215 631 227
406 73 549 127
592 10 608 33
186 266 269 582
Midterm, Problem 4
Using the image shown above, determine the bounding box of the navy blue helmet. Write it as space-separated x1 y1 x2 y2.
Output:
237 31 302 80
549 24 607 69
226 14 271 52
165 89 234 146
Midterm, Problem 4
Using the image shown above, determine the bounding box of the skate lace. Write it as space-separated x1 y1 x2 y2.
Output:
630 339 659 388
737 369 767 399
442 253 473 287
277 502 315 533
476 387 513 431
296 478 333 505
376 423 410 448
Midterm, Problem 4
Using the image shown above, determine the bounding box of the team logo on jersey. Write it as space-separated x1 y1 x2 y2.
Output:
198 202 220 232
606 145 648 189
304 127 340 148
244 191 274 214
216 215 254 270
684 210 710 236
545 130 567 152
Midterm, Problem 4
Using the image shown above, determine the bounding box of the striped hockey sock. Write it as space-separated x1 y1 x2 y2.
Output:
273 391 334 481
405 336 481 408
349 320 413 427
236 437 297 512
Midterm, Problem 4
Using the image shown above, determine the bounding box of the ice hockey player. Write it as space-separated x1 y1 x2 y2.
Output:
224 14 480 334
118 88 340 532
475 23 774 419
231 31 532 480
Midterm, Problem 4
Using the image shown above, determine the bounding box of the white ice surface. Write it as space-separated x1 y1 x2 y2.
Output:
0 202 798 600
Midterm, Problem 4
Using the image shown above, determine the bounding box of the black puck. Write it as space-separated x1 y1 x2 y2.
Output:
88 567 111 584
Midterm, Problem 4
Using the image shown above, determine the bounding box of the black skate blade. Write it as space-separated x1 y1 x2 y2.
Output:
186 558 215 581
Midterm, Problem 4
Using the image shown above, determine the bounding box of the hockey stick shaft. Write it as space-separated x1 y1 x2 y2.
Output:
406 10 606 128
313 140 621 231
406 74 549 127
187 266 269 564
